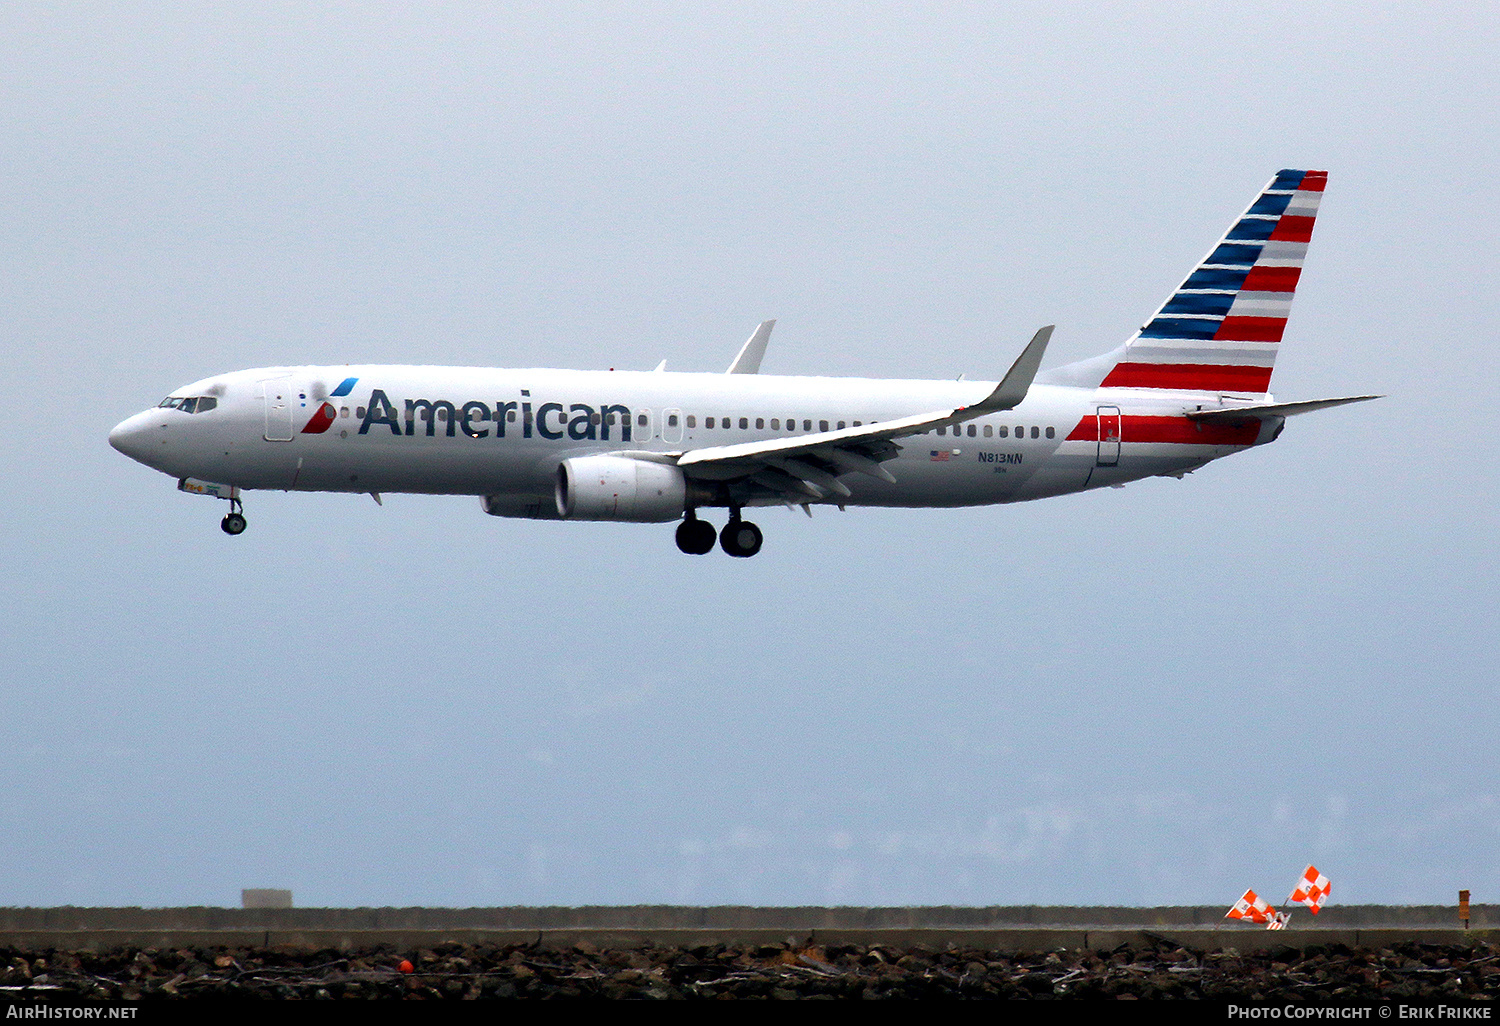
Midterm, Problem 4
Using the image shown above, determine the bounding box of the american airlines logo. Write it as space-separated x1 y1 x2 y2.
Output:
300 377 360 434
353 388 638 442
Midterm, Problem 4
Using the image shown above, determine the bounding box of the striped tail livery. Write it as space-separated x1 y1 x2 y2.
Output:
1100 169 1326 395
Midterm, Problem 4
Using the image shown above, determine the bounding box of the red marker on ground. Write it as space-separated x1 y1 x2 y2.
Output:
398 959 414 974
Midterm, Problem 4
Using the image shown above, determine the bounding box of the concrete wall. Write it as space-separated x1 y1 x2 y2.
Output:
0 905 1488 930
0 906 1490 953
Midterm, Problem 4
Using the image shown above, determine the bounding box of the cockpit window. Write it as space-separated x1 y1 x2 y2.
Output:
158 396 218 413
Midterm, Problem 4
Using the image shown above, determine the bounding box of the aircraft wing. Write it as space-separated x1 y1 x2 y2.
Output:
662 326 1052 503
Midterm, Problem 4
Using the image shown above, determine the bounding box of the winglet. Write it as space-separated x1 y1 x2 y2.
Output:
727 319 776 374
966 325 1053 414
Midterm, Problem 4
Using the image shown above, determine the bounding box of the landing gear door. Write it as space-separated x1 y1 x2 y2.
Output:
1096 405 1121 467
262 377 295 442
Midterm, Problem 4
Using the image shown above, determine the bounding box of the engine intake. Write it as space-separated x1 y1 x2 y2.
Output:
555 456 687 522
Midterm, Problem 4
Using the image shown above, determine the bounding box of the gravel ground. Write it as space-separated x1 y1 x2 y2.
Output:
2 940 1498 1000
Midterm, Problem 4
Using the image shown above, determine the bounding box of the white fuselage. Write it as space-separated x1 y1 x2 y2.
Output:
107 171 1369 553
109 363 1268 517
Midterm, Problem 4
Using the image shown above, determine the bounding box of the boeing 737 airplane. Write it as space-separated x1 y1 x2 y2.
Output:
110 170 1376 557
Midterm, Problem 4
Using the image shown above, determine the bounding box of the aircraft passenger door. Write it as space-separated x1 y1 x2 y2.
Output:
262 377 295 442
1096 405 1121 467
663 408 683 444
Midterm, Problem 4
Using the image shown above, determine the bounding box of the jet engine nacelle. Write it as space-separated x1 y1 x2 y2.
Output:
555 456 687 523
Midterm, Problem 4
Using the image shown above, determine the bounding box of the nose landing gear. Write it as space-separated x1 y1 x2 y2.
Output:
220 497 247 536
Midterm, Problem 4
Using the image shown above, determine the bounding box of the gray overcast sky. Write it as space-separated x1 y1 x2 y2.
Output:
2 3 1496 908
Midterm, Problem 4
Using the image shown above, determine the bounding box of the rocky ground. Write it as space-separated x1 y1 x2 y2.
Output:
1 940 1497 1000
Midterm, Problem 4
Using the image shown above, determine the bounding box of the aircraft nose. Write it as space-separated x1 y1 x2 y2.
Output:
108 411 157 465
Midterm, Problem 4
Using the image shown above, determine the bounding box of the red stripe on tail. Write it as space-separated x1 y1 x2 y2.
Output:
1270 215 1316 243
1241 265 1302 293
1214 316 1288 343
1100 363 1273 392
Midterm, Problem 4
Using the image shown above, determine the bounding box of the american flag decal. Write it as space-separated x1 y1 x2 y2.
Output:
930 450 951 462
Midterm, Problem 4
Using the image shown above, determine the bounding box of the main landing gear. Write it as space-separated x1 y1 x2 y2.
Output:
676 509 763 557
720 515 763 558
675 513 716 555
220 497 247 536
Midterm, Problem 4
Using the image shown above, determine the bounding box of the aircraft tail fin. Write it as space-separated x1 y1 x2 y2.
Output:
1042 170 1327 394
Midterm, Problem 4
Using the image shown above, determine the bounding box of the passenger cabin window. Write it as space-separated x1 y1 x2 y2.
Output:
967 425 976 437
739 417 748 429
803 419 812 431
819 420 829 432
771 418 780 430
667 414 679 427
756 418 764 429
983 424 992 437
1031 426 1039 438
706 417 715 428
686 415 697 428
1046 426 1055 438
998 426 1007 437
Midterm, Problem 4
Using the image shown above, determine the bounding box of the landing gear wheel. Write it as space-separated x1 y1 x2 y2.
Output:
719 518 763 558
221 512 247 536
675 516 716 555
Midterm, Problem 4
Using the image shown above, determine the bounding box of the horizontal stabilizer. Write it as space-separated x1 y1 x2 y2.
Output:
1186 395 1381 423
